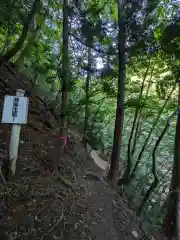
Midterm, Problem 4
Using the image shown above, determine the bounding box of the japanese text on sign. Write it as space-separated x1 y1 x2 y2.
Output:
1 96 29 124
12 97 19 122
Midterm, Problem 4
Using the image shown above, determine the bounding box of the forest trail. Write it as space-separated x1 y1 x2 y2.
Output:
0 0 179 238
90 148 108 170
69 130 109 170
0 63 158 240
0 125 146 240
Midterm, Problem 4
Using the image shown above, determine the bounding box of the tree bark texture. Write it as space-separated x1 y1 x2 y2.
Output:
107 0 126 185
83 47 91 149
162 84 180 239
60 0 69 141
3 0 40 61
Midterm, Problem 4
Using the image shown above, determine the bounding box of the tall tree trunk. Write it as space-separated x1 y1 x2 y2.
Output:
107 0 126 185
3 0 40 61
60 0 69 142
83 47 91 149
162 83 180 239
15 26 40 69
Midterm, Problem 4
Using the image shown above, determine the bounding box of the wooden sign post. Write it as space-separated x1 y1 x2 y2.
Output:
1 89 29 175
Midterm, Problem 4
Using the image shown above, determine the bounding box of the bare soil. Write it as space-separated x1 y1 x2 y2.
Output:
0 125 160 240
0 62 162 240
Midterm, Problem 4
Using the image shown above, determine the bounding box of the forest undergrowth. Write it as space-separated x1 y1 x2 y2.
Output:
0 62 160 240
0 108 153 240
0 0 180 238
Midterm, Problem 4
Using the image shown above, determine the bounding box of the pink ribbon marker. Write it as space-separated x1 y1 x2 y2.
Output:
56 135 67 145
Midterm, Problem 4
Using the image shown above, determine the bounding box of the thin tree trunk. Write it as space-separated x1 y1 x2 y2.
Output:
128 86 175 183
3 0 40 61
88 97 106 133
107 0 126 185
83 47 91 149
60 0 69 143
29 41 40 94
1 0 16 55
162 83 180 239
138 110 177 215
130 67 154 157
123 59 151 183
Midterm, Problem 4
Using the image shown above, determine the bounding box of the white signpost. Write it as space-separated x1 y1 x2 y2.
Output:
1 89 29 175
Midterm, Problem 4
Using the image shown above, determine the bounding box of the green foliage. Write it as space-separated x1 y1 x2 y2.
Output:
0 0 179 232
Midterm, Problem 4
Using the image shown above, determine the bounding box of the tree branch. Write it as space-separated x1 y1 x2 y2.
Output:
3 0 40 61
120 57 152 183
70 32 136 56
137 109 178 215
129 85 176 182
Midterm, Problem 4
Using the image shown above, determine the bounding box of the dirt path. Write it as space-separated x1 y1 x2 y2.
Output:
83 167 143 239
67 131 144 239
0 65 159 240
0 128 151 240
90 149 108 170
69 130 109 171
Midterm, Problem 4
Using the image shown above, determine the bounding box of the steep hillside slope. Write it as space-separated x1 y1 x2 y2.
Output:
0 62 160 240
0 62 56 133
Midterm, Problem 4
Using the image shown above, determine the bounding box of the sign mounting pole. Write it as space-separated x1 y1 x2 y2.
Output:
9 89 25 175
2 89 29 177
